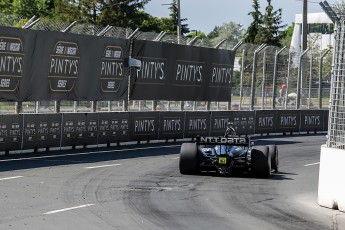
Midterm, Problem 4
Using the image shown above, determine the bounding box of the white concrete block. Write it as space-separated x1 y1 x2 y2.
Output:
318 145 345 212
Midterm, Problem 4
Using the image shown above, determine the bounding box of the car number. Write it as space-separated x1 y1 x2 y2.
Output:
218 157 227 165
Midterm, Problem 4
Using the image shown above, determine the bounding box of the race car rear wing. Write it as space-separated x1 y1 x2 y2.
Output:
195 136 250 146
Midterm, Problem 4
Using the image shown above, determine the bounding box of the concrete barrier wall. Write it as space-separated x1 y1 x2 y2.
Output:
318 145 345 212
0 110 328 153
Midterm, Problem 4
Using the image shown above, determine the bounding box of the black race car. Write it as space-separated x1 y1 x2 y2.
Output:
179 124 279 178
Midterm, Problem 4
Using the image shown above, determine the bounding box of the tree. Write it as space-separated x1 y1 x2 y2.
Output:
167 0 189 35
208 22 245 48
52 0 81 22
9 0 54 18
0 0 82 22
245 0 285 46
137 13 173 33
0 0 13 15
255 0 285 46
187 30 206 39
245 0 262 44
280 23 294 47
207 26 220 39
98 0 150 29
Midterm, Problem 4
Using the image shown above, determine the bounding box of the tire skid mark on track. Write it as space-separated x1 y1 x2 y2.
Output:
123 165 191 229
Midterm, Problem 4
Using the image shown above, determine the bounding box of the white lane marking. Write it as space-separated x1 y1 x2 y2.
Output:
0 145 180 162
44 204 95 215
304 162 320 167
170 157 179 160
85 163 121 169
0 176 24 181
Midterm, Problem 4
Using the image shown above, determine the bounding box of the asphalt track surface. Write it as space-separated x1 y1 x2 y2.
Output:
0 135 344 230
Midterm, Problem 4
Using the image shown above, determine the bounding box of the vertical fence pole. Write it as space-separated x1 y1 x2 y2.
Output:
108 101 112 112
91 101 97 112
239 49 246 110
308 54 313 109
272 46 286 109
54 101 60 113
14 102 22 114
35 101 39 113
319 50 330 109
251 44 266 110
229 40 244 110
261 50 266 110
296 49 309 110
285 51 292 109
73 101 77 112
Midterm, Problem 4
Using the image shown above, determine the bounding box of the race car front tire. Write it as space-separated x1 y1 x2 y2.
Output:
268 145 279 173
251 146 271 178
179 143 199 175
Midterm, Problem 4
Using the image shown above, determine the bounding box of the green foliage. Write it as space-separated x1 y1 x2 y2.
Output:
98 0 149 29
245 0 262 44
52 0 81 22
255 0 285 46
280 23 294 47
208 22 245 48
0 0 152 29
187 30 206 38
207 26 220 39
167 0 189 35
245 0 286 46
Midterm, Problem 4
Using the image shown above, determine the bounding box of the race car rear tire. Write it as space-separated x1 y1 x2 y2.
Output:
179 143 199 175
268 145 279 173
251 146 271 178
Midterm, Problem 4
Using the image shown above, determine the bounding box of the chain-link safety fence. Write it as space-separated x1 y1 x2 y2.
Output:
320 1 345 149
0 13 332 114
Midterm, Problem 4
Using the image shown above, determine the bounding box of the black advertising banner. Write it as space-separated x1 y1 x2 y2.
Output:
99 44 129 99
0 26 130 101
61 113 99 147
28 30 130 101
184 112 211 138
210 111 234 136
98 112 129 144
0 26 34 101
130 40 234 101
276 110 300 133
22 114 62 150
231 111 255 135
300 110 324 132
129 112 159 141
255 110 277 134
158 112 185 140
0 114 22 151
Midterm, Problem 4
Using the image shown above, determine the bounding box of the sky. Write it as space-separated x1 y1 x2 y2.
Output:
144 0 340 34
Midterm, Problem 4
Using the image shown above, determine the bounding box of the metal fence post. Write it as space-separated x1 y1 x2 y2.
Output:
284 51 292 109
296 49 309 110
54 101 60 113
91 101 97 112
239 49 246 111
272 46 286 109
229 40 244 110
308 53 313 109
261 50 267 110
35 101 39 113
250 44 266 110
73 101 77 112
14 102 22 114
319 50 330 109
